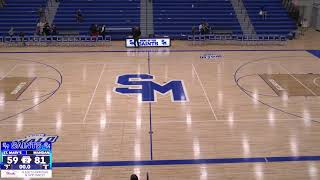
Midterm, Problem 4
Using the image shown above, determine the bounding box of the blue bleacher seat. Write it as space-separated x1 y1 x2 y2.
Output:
0 0 47 36
243 0 297 36
153 0 243 38
53 0 140 40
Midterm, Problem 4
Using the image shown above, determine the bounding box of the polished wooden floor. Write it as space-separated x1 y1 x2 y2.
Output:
0 35 320 179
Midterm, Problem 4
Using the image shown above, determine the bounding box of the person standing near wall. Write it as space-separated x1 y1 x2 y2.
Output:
132 26 141 48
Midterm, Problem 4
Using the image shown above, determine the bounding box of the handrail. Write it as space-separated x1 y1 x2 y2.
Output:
0 35 111 43
187 34 287 43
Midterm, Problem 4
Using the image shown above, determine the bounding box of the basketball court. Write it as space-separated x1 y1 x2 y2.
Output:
1 48 320 179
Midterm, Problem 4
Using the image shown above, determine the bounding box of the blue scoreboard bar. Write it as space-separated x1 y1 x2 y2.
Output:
0 141 52 178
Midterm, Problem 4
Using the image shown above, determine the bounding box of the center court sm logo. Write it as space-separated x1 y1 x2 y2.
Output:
114 74 188 102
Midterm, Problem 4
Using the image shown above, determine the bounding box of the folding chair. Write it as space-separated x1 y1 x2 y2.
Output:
269 35 276 45
105 35 111 46
7 36 19 47
208 35 215 41
215 35 222 41
224 35 232 44
96 36 103 46
280 35 287 45
236 35 243 45
242 35 250 45
32 36 39 46
39 36 48 46
50 36 59 46
252 35 260 45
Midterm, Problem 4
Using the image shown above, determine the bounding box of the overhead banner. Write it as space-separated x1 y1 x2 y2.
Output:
126 38 171 48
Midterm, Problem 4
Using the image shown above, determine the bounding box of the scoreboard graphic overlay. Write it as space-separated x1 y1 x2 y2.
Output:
0 141 52 178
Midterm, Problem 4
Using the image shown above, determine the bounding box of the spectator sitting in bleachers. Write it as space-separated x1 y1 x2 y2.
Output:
203 22 210 34
36 20 45 35
76 9 84 23
89 24 99 36
97 24 102 35
8 27 15 37
259 6 267 20
100 25 107 39
199 22 210 35
43 22 51 36
51 24 57 35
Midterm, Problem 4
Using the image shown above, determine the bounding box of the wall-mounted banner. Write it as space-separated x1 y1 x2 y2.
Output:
126 38 171 48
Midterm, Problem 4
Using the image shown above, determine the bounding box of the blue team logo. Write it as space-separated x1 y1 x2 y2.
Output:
114 74 188 102
2 142 9 149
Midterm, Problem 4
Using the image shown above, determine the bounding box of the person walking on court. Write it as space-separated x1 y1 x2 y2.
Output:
132 26 141 48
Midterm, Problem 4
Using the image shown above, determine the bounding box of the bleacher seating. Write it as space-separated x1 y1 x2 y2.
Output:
0 0 46 36
53 0 140 40
153 0 242 38
0 0 296 43
243 0 296 35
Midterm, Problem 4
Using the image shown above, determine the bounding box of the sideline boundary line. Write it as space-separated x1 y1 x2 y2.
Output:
53 155 320 168
0 49 317 54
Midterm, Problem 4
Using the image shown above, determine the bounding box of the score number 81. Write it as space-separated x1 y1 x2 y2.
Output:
6 156 46 164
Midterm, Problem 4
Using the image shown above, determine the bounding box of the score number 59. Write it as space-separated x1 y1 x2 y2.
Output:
6 156 19 164
6 156 46 164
